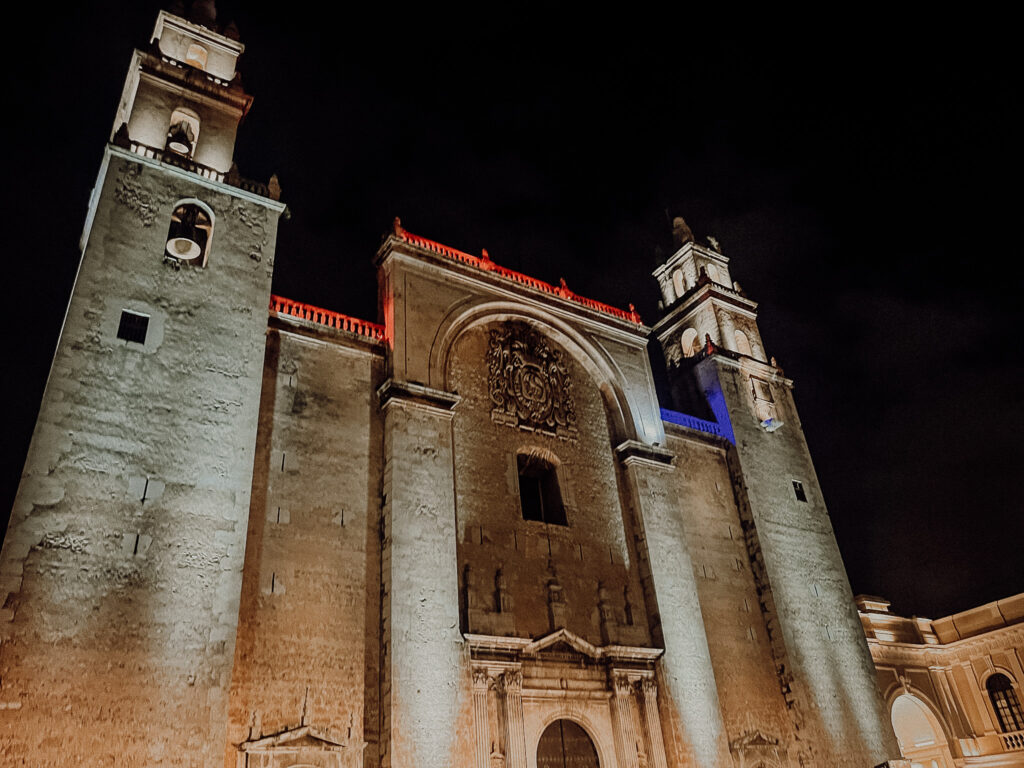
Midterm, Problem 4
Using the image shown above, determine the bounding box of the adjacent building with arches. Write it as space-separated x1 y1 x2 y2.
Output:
859 593 1024 766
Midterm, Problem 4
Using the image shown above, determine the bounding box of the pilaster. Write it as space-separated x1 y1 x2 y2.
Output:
472 668 491 768
611 672 643 768
502 669 527 768
615 441 731 767
639 678 669 768
379 379 462 768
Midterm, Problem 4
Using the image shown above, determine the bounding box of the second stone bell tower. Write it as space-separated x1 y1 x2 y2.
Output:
0 7 286 764
652 220 901 767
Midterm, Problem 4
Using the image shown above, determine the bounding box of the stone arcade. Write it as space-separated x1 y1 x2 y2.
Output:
0 8 914 768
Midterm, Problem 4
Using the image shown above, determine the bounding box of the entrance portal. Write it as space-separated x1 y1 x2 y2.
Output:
537 719 600 768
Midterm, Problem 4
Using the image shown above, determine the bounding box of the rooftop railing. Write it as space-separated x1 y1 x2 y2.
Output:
270 295 385 342
660 408 726 439
394 221 642 325
121 139 277 199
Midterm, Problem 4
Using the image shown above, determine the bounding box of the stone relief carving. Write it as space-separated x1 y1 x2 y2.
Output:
487 323 578 440
729 729 786 768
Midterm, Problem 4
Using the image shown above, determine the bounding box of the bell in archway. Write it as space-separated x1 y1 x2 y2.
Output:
166 121 195 156
166 206 208 261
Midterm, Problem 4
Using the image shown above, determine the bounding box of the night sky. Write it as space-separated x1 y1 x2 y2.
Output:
2 4 1021 619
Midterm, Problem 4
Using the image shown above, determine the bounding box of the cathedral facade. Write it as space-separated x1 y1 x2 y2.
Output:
0 10 907 768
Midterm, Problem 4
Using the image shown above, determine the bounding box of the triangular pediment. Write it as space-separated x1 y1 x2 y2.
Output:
522 628 600 659
730 729 780 750
240 724 347 752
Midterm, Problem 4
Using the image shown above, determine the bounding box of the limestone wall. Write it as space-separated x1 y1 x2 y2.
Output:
224 324 385 766
697 356 901 766
0 149 282 766
663 426 797 763
379 385 465 768
447 321 651 648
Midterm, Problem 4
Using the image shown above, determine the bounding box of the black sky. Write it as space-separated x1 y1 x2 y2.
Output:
2 4 1021 619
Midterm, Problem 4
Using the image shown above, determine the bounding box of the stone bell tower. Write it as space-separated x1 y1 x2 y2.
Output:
652 221 903 767
0 7 286 766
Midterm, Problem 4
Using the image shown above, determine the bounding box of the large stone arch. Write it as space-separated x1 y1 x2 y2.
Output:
886 689 956 767
429 299 645 445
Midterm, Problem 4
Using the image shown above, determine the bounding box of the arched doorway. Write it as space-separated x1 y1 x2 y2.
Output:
890 693 955 768
537 719 599 768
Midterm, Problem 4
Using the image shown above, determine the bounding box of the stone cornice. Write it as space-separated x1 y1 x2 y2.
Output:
614 440 675 467
378 378 461 412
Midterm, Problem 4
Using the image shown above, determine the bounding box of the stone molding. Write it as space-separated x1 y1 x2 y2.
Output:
377 377 461 413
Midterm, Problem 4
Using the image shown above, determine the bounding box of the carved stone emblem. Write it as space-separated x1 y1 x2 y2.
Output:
487 323 577 439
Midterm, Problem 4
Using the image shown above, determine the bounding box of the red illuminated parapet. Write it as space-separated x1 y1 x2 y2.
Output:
269 294 385 341
393 219 642 324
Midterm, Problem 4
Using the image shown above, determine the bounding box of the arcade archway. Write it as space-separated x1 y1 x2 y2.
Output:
891 693 954 768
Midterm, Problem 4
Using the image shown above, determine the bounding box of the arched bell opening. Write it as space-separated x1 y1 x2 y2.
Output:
734 329 753 357
680 327 700 358
165 107 200 158
165 201 213 266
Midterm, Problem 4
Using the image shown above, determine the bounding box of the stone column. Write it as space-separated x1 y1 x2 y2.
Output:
616 441 731 768
472 668 491 768
380 380 462 768
502 669 527 768
639 678 669 768
611 673 642 768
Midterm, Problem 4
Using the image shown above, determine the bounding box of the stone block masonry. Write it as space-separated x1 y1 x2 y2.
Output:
0 150 285 766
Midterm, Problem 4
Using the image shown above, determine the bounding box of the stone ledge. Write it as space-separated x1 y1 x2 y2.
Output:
377 378 461 411
614 440 675 466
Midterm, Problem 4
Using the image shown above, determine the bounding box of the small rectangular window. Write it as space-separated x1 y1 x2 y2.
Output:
751 378 774 403
117 310 149 344
792 480 807 502
517 454 567 526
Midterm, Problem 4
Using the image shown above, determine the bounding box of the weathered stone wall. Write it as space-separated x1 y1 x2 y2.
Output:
618 451 732 768
379 384 465 768
663 425 797 765
696 356 901 766
224 325 384 766
0 149 281 766
447 322 651 648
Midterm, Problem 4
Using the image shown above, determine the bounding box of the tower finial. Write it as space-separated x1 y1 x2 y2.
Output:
671 216 694 246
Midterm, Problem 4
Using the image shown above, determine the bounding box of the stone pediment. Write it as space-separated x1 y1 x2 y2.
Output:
466 629 663 665
240 724 347 753
522 628 600 659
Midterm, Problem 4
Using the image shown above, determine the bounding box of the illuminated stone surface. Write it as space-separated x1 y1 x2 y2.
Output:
860 594 1024 767
0 8 923 768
